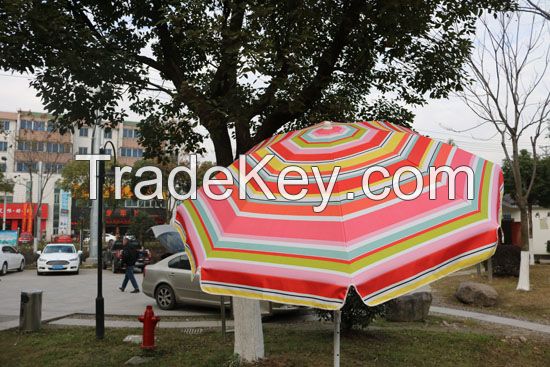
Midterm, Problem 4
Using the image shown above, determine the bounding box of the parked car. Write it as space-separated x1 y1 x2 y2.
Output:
0 245 25 275
36 243 81 275
142 252 299 315
102 239 151 273
17 232 33 245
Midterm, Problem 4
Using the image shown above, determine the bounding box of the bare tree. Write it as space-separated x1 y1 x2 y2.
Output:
11 124 71 244
459 12 550 290
519 0 550 20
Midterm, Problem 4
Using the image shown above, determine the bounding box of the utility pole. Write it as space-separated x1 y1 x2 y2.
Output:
33 161 42 253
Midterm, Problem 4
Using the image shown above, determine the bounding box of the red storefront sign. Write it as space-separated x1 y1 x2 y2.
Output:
0 203 49 219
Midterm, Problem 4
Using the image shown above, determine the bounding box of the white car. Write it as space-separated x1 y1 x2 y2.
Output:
36 243 82 275
0 245 25 275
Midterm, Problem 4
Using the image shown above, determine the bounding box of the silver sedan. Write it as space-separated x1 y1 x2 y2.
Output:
142 252 298 315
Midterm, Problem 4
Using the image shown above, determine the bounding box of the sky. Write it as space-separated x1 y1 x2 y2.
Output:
0 11 549 167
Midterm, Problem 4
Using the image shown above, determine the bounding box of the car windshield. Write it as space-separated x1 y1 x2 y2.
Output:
44 245 75 254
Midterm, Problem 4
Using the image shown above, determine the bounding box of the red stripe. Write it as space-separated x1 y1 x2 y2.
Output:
355 229 497 298
201 267 347 303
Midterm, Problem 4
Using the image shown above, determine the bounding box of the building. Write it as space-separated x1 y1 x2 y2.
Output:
502 196 550 261
0 110 148 240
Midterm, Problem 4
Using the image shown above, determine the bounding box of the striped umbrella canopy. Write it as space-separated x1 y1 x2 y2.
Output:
174 120 503 310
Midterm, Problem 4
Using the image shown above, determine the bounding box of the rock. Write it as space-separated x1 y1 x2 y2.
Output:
125 356 153 365
385 290 432 322
519 336 527 343
455 281 498 307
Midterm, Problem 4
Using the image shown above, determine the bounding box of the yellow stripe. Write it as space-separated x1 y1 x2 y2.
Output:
201 285 340 310
253 131 405 172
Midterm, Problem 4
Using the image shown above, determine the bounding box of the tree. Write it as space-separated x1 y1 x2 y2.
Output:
0 173 15 194
316 288 385 333
129 157 215 222
128 210 156 244
11 125 70 244
459 12 550 290
503 150 550 235
519 0 550 20
0 0 513 167
59 160 91 202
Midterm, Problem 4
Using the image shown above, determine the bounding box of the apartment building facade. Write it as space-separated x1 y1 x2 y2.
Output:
0 110 146 240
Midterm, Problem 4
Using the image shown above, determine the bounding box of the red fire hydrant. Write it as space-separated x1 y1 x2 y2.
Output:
138 305 160 350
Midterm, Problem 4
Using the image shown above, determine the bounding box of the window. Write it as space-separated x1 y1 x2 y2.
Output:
104 129 112 139
1 120 10 131
0 142 7 151
20 119 48 131
78 147 88 154
105 148 112 156
16 161 38 172
2 246 15 254
20 120 33 130
18 141 44 152
33 121 45 131
123 128 139 139
46 142 70 153
44 163 64 174
17 141 30 151
0 163 6 172
121 148 143 157
79 128 89 137
168 256 191 270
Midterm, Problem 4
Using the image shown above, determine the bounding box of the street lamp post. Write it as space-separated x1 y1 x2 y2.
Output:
1 157 6 230
96 148 106 339
95 141 116 340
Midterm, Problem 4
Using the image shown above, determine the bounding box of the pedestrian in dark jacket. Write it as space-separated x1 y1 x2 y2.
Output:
119 238 139 293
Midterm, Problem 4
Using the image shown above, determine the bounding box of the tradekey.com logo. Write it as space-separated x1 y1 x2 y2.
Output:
76 154 474 213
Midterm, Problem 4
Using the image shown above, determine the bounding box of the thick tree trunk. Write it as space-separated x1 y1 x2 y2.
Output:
209 124 234 167
233 297 264 362
516 202 530 291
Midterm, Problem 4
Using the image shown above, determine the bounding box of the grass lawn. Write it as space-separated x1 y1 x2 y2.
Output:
0 322 549 367
431 264 550 324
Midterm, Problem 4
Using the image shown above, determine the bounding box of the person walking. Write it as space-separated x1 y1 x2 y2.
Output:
119 237 140 293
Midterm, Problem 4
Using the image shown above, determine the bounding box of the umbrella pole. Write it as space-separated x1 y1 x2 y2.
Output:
333 310 341 367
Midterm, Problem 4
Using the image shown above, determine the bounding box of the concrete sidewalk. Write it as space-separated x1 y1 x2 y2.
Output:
48 317 233 329
430 306 550 334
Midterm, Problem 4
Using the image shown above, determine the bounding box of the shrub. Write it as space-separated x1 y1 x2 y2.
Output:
315 287 385 332
492 244 520 277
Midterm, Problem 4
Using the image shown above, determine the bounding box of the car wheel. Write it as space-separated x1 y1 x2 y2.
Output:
155 284 176 310
18 260 25 272
1 262 7 276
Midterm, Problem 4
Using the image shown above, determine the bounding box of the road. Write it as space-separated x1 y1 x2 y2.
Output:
0 268 216 329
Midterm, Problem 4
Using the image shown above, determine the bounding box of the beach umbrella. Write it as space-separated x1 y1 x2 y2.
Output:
174 120 503 365
149 224 186 254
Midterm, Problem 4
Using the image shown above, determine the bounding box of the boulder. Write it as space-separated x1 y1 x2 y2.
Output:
385 290 433 322
455 281 498 307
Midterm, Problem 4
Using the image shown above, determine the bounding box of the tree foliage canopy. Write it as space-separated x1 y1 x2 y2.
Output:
503 149 550 208
0 0 513 165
